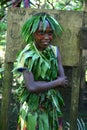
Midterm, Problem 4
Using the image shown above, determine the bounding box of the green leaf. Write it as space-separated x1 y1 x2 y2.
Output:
22 17 34 35
20 90 29 103
21 17 35 43
28 94 39 110
47 16 63 37
39 112 49 130
38 118 44 130
0 67 4 73
27 112 37 130
47 17 55 31
57 91 64 106
41 61 49 79
17 44 30 62
20 108 27 121
25 51 35 59
28 53 39 71
42 15 47 31
51 94 60 113
27 56 35 70
31 16 40 33
33 57 42 79
32 53 39 61
27 58 34 71
20 102 28 121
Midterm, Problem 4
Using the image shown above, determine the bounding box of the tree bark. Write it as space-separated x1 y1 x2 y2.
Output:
0 62 13 130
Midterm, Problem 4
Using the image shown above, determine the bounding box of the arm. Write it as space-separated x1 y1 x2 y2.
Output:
22 47 68 93
56 47 68 86
57 47 65 77
23 70 67 93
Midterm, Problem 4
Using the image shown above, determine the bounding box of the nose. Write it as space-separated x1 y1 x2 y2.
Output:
44 34 49 39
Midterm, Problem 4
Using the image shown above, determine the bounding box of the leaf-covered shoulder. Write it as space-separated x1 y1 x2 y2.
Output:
17 44 30 61
50 45 58 58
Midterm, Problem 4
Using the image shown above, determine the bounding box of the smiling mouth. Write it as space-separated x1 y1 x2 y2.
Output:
43 40 50 44
43 43 50 47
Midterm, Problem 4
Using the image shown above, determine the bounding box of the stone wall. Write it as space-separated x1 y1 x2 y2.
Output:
6 8 83 66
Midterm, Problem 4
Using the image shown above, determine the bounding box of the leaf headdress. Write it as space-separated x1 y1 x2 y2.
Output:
21 12 63 44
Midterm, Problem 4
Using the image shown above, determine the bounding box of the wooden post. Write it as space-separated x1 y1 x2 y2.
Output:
70 66 81 130
0 62 13 130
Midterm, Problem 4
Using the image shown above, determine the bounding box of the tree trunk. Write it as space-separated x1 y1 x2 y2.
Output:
0 62 13 130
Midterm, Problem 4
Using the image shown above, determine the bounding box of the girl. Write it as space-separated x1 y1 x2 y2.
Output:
14 12 68 130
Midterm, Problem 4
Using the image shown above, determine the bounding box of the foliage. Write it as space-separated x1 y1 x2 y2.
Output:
53 0 83 10
13 42 64 129
0 0 84 46
65 118 86 130
0 0 87 129
0 22 7 45
0 0 84 19
21 12 63 44
0 67 4 73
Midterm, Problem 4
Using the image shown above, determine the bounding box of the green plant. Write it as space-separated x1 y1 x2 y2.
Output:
64 118 86 130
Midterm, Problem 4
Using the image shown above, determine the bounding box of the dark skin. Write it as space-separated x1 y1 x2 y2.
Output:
23 20 68 93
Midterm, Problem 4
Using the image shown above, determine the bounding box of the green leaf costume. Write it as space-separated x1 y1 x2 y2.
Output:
14 42 64 130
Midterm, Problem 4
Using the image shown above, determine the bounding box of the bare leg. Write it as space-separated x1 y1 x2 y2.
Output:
58 117 63 130
59 125 63 130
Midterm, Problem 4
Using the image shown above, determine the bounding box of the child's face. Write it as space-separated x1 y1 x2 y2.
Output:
33 20 53 51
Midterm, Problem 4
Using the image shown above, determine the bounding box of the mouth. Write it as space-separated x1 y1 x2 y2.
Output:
42 40 50 45
43 43 50 48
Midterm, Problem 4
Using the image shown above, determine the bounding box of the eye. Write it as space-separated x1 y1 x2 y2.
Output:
48 31 53 35
38 31 45 35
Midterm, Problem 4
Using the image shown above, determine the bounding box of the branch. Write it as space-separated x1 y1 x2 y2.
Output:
47 0 55 9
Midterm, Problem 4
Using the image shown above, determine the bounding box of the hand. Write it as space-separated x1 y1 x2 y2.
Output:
57 76 68 86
